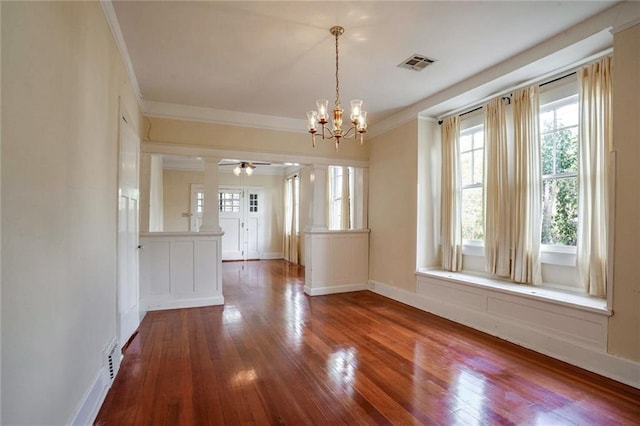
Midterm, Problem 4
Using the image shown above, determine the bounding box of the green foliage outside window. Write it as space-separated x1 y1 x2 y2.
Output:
540 106 579 246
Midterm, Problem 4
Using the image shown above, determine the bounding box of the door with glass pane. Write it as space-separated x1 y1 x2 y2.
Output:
190 184 204 232
219 189 244 260
218 187 264 260
245 190 263 259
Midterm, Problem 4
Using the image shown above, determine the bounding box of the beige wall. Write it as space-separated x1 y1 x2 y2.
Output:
609 23 640 362
163 169 202 231
163 169 284 256
146 116 370 162
368 120 419 292
1 2 141 424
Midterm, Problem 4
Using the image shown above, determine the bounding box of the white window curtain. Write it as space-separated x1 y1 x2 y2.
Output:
484 97 511 277
284 175 299 264
511 86 542 284
441 116 462 271
577 56 612 297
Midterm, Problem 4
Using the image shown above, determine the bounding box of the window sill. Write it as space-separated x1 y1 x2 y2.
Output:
462 242 576 267
416 268 609 316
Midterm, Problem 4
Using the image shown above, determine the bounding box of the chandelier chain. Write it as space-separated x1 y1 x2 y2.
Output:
335 30 340 107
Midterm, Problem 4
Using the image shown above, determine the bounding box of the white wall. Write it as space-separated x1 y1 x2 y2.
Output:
1 2 141 424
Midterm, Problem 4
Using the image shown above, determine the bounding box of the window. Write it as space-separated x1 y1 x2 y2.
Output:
219 191 241 213
459 125 484 241
249 193 258 213
328 166 356 230
540 95 579 246
329 166 344 230
196 191 204 214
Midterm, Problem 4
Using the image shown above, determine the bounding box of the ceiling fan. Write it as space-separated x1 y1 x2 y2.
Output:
219 160 271 176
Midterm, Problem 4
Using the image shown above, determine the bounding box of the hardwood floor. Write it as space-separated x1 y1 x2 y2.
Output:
96 260 640 425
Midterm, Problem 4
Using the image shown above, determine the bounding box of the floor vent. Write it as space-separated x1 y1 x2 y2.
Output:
104 341 121 382
398 54 437 71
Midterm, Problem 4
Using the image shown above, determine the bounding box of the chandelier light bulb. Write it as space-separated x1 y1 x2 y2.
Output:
357 111 368 131
350 100 363 121
307 111 318 132
316 100 329 123
233 166 241 176
245 166 254 176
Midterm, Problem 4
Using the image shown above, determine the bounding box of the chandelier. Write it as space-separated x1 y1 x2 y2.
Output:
307 26 367 151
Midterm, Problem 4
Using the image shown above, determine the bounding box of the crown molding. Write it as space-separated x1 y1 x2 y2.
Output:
142 142 369 169
144 101 308 134
100 1 143 106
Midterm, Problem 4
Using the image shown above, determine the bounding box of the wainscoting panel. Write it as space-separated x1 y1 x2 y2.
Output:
304 229 370 296
415 272 608 352
140 232 224 311
367 273 640 389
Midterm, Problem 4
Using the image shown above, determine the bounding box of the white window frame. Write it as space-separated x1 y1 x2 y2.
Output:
459 123 485 244
539 87 580 267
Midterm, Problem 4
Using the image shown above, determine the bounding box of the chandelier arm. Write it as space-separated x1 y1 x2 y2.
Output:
321 124 335 140
342 126 357 139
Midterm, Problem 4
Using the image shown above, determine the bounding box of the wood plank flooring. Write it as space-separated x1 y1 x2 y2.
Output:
95 260 640 425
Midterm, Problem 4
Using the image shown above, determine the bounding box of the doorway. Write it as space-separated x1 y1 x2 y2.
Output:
190 184 264 260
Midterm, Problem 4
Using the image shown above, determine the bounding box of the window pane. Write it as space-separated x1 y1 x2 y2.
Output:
474 130 484 149
555 127 578 174
556 102 579 128
460 134 472 152
541 176 578 246
462 187 483 240
460 152 472 185
473 149 483 184
540 110 555 132
541 133 555 175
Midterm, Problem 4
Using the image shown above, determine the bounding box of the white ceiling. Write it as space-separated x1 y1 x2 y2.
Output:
112 1 618 133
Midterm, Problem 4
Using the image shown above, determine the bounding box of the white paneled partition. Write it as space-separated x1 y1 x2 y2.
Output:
140 232 224 311
304 229 370 296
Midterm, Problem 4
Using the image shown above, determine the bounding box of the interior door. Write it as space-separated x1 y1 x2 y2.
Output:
218 187 264 260
219 189 243 260
245 190 263 260
117 112 140 347
190 184 204 232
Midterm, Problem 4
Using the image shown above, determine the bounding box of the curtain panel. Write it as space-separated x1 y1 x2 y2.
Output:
484 97 512 277
577 56 612 297
284 176 298 264
511 86 542 284
440 116 463 271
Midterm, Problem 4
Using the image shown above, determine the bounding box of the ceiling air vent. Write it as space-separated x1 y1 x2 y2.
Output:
398 54 437 71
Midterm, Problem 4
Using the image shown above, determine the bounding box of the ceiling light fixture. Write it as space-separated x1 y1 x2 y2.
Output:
233 162 255 176
307 26 367 151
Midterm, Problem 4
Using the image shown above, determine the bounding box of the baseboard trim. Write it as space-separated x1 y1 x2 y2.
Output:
369 279 640 390
143 296 225 311
261 252 283 260
304 282 368 296
69 365 111 426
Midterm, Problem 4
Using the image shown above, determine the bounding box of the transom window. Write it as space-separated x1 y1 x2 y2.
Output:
540 95 579 246
460 125 484 241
